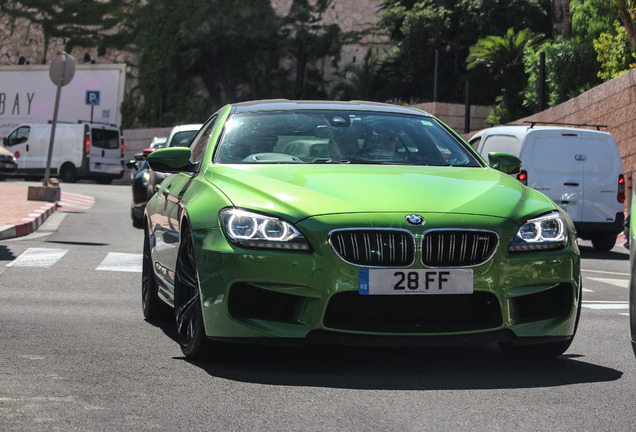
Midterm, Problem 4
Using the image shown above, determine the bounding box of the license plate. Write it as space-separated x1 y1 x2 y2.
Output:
359 268 473 295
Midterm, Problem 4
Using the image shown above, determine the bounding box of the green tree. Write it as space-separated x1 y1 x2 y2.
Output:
377 0 550 105
524 38 600 111
616 0 636 52
523 0 635 117
282 0 359 99
131 0 284 126
0 0 129 63
594 21 635 80
130 0 356 126
333 49 386 101
467 28 543 123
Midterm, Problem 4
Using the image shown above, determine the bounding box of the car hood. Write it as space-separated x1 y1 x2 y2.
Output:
205 164 556 223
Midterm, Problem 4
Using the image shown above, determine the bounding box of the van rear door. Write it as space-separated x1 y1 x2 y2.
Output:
88 126 122 176
580 131 623 224
524 130 584 222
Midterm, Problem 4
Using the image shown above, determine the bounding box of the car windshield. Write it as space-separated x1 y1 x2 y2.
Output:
214 110 482 166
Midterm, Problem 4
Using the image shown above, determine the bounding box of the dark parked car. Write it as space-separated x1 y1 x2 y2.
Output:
0 146 18 179
127 125 202 228
126 148 157 228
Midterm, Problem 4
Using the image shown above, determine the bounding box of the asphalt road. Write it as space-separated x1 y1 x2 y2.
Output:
0 181 634 431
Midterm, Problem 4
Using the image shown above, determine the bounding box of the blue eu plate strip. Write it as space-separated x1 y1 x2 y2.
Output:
358 269 369 295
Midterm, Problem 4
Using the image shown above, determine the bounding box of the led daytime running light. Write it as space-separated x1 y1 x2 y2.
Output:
220 208 309 251
510 212 568 252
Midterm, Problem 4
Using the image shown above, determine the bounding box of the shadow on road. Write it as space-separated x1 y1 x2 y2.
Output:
175 342 622 391
0 244 16 262
579 245 629 261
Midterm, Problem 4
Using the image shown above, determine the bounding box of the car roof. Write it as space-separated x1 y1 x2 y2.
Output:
231 99 433 116
169 124 203 133
470 124 612 140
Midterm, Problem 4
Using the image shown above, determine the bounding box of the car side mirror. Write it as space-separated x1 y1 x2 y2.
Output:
147 147 197 173
2 137 6 146
488 152 521 175
126 160 139 169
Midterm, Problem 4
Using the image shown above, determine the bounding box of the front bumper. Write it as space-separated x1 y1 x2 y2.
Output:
192 213 581 346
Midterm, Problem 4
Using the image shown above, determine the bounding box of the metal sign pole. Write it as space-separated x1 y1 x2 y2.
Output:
43 53 68 186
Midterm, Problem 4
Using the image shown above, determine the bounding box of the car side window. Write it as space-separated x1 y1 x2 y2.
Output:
190 116 218 164
6 126 30 146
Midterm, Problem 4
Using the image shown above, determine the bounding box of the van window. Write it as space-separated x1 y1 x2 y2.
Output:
6 126 30 147
468 137 481 150
481 134 522 157
92 129 120 149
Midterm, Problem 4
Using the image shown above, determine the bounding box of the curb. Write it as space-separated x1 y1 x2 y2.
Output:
0 202 58 240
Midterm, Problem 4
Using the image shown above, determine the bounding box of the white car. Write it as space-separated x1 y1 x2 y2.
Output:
166 124 203 148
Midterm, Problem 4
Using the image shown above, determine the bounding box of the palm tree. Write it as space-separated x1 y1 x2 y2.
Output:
467 27 543 123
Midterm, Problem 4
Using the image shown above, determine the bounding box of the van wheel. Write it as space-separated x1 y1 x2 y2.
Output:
59 164 78 183
592 235 616 252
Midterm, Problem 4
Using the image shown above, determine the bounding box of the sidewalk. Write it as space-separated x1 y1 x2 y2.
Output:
0 183 95 240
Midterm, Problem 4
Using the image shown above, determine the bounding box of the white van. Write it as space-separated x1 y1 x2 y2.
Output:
468 124 625 251
2 122 124 184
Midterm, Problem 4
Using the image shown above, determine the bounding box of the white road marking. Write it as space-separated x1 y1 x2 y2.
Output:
5 248 68 268
96 252 142 273
587 277 629 288
582 269 630 277
582 301 629 310
582 288 594 293
58 192 96 210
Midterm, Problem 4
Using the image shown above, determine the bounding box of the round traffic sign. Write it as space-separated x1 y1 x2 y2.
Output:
49 52 76 87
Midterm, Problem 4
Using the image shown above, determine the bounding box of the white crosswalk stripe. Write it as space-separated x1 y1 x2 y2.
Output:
58 192 96 211
96 252 142 273
5 248 68 268
5 248 142 272
582 301 629 310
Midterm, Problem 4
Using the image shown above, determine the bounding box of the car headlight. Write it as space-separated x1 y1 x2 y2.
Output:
219 208 310 251
509 212 568 252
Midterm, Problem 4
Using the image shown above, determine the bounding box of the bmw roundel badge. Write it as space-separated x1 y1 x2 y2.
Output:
405 214 424 226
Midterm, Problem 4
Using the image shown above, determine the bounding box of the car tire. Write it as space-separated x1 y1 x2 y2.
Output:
59 163 78 183
591 235 617 252
142 226 172 321
132 208 144 229
174 226 215 359
498 278 582 358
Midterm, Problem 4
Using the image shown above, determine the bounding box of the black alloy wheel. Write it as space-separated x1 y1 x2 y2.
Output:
174 227 213 359
142 225 172 321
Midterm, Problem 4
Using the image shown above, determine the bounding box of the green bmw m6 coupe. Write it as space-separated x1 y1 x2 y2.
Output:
142 100 581 359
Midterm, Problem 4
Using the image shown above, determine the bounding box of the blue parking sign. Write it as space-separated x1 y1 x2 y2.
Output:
86 91 100 105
